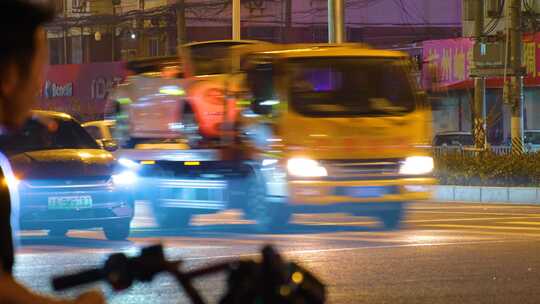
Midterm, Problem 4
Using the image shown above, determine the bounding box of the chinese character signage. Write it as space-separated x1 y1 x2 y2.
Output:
422 38 474 90
423 34 540 91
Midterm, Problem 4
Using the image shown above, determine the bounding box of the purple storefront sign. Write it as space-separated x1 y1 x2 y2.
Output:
422 38 474 90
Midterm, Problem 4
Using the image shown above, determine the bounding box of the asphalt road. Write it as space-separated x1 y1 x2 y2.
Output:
12 202 540 304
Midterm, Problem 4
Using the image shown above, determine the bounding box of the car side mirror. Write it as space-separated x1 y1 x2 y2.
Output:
101 139 119 152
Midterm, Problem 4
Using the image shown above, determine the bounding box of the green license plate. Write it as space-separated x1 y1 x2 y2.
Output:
48 196 93 210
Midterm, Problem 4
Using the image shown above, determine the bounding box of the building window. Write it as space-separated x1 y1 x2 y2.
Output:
72 0 89 13
121 49 138 61
149 38 161 57
71 36 82 64
54 0 64 14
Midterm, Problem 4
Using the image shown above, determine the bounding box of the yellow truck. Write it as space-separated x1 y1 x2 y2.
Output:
115 42 435 231
235 43 435 230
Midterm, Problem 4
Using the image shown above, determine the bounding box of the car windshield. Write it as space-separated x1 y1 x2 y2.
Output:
287 57 417 117
84 125 102 140
6 116 100 154
108 124 117 140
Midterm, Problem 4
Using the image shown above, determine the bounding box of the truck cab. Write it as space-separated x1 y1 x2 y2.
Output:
236 44 436 230
115 42 435 232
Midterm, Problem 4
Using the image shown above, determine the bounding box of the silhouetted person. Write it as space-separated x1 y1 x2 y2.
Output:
0 1 103 303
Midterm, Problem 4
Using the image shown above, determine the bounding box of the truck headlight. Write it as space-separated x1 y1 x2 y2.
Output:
111 171 137 186
399 156 434 175
287 157 328 178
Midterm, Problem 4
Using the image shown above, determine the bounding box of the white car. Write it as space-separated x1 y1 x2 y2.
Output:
525 130 540 152
433 131 474 147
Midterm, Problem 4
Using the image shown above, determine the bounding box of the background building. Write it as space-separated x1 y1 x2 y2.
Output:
45 0 463 64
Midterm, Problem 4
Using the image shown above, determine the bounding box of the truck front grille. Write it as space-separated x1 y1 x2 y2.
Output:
319 159 402 181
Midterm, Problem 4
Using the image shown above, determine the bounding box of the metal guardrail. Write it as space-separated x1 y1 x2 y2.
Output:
491 146 513 155
432 145 513 157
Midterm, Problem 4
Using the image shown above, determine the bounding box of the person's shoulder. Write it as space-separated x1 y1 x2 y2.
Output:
0 129 18 154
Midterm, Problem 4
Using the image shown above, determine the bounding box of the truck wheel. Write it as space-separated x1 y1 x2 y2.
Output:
103 219 131 241
253 203 291 233
377 203 405 230
150 170 192 229
244 177 291 233
153 207 192 229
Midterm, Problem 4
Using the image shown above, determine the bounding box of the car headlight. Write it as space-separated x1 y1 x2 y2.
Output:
399 156 434 175
2 176 20 189
111 171 137 185
287 157 328 178
118 158 140 170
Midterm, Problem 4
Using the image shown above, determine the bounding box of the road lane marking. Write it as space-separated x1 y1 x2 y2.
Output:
292 221 378 226
181 239 528 261
412 203 540 209
414 210 540 216
406 216 540 223
504 221 540 226
18 239 524 266
435 229 540 238
424 224 540 232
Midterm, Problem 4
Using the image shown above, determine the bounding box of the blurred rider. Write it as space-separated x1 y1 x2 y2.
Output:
0 1 104 303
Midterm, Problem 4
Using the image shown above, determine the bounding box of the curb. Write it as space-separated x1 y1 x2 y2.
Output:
433 185 540 205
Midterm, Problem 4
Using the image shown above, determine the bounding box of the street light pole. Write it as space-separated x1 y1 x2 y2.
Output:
284 0 292 42
473 0 487 150
63 0 68 64
508 0 524 154
176 0 186 48
232 0 241 40
112 4 116 61
328 0 345 43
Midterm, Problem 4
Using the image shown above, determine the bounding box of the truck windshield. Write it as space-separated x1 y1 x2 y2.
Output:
189 42 256 76
287 57 417 117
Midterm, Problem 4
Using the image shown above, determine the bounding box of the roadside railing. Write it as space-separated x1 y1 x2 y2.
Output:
432 145 513 158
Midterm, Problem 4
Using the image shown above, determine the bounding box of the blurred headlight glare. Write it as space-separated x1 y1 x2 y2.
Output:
399 156 434 175
3 176 20 189
118 158 140 169
287 158 327 177
112 171 137 185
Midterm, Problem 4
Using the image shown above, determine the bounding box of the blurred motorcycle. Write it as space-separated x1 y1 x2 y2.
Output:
51 244 326 304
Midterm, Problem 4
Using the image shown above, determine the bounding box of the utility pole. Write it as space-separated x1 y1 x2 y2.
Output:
232 0 241 40
81 26 84 63
473 0 487 150
328 0 345 43
507 0 524 154
284 0 292 42
63 0 68 64
112 3 116 61
137 0 145 58
176 0 186 48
